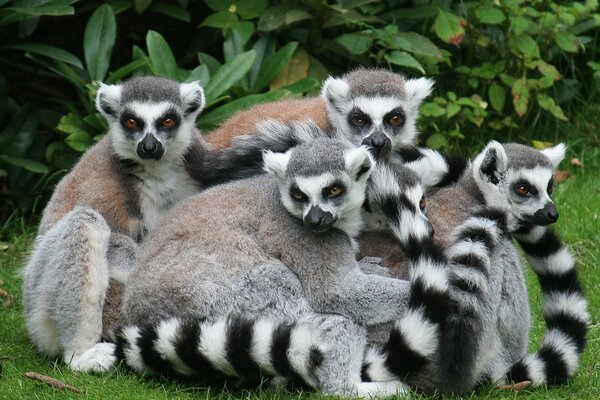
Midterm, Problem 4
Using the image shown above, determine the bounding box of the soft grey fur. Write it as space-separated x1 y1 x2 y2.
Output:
121 139 414 396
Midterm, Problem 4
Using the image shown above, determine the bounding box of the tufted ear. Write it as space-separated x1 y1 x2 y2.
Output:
404 77 434 107
473 141 508 186
96 83 122 119
540 143 566 169
321 76 350 106
345 145 374 181
263 149 292 180
180 81 205 117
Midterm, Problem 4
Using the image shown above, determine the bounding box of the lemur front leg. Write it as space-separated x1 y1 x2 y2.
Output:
504 226 591 387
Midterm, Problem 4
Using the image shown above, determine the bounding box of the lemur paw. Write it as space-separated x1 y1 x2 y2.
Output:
68 342 116 373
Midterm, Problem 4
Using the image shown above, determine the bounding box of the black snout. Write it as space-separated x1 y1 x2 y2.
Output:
361 132 391 160
529 202 559 226
137 134 164 160
304 206 337 232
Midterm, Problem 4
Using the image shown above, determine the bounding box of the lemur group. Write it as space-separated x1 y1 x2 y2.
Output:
23 68 590 397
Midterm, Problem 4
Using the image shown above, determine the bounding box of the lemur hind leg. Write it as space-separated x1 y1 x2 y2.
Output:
23 206 116 372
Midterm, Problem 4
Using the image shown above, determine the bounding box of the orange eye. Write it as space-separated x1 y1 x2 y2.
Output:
328 185 344 197
515 185 529 197
125 118 138 129
351 116 365 126
419 197 426 210
547 182 554 195
389 115 404 126
162 118 176 129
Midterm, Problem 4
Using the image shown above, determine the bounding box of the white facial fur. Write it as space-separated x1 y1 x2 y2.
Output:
321 76 433 149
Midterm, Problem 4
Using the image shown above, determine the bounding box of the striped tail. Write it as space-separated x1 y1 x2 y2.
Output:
394 145 468 188
506 227 590 386
362 206 507 386
114 315 324 388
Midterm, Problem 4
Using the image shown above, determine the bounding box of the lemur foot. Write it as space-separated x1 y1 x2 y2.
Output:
355 381 410 398
67 342 116 373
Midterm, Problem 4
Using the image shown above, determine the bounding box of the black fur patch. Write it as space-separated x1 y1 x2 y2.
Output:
451 253 488 275
538 345 569 384
546 315 588 352
437 154 468 187
395 146 422 162
402 236 445 264
409 278 451 324
270 323 306 384
174 320 221 380
225 317 262 381
379 196 400 226
383 327 429 379
480 148 500 185
455 227 496 252
518 230 563 258
474 208 507 232
537 269 583 294
450 276 481 294
137 324 176 375
114 328 129 363
506 360 531 383
361 362 373 382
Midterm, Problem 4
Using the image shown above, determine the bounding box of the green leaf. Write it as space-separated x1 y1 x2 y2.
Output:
204 0 228 11
384 51 424 73
0 102 38 155
510 16 529 35
250 35 276 88
536 61 561 81
203 50 256 102
555 32 579 53
475 6 505 25
335 33 373 55
471 63 496 79
201 11 238 28
199 90 290 130
134 0 152 13
269 48 310 91
0 4 75 25
3 42 82 68
536 94 568 121
236 0 268 19
149 2 190 22
512 78 529 117
146 30 179 79
426 133 449 149
0 155 47 174
420 102 446 117
26 53 87 92
488 84 506 113
446 103 461 118
197 52 221 75
257 5 312 32
65 130 94 152
279 76 320 94
185 64 210 86
106 57 149 83
253 42 298 92
433 10 465 45
512 34 539 58
84 4 116 81
394 32 443 59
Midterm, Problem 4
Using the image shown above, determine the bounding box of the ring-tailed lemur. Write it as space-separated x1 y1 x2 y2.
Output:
22 77 328 373
205 67 434 160
110 130 506 397
361 141 590 393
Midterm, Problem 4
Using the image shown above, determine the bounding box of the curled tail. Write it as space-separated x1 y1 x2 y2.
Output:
395 145 467 188
114 315 324 387
507 227 590 386
193 120 325 186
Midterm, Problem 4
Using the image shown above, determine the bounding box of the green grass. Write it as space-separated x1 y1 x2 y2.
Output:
1 133 599 399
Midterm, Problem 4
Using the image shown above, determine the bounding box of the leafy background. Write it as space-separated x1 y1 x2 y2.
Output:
1 0 599 227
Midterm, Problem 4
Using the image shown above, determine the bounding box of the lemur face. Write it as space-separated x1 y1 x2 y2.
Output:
96 77 205 163
264 138 373 238
473 141 566 232
321 69 433 161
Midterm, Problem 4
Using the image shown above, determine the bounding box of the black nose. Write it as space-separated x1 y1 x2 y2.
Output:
304 206 336 232
137 134 164 160
547 208 559 223
361 132 391 160
530 202 559 226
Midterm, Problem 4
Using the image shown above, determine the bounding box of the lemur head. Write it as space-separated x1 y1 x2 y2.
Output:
472 140 566 232
321 67 434 161
96 76 205 163
263 131 374 238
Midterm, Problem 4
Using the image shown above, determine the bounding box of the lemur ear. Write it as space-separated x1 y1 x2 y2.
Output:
540 143 566 169
345 146 374 181
263 149 291 180
96 83 122 118
404 148 449 189
180 81 205 117
404 77 434 108
321 76 350 105
474 141 508 185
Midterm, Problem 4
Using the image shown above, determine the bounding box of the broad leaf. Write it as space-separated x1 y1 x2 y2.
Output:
203 50 256 102
258 5 311 32
0 155 48 174
201 11 237 28
3 42 82 68
84 4 116 81
555 32 579 52
253 42 298 92
134 0 151 13
488 84 506 112
385 51 424 73
106 58 149 83
475 6 505 24
395 32 443 59
336 33 373 55
433 10 465 45
146 30 179 79
149 2 190 22
185 64 210 86
537 94 568 121
512 78 529 117
512 34 539 58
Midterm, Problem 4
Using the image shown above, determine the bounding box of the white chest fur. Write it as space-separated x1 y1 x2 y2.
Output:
134 161 199 233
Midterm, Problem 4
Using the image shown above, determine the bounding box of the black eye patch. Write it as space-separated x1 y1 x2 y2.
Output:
290 186 308 202
347 108 371 127
383 107 406 128
155 111 180 131
120 112 144 132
